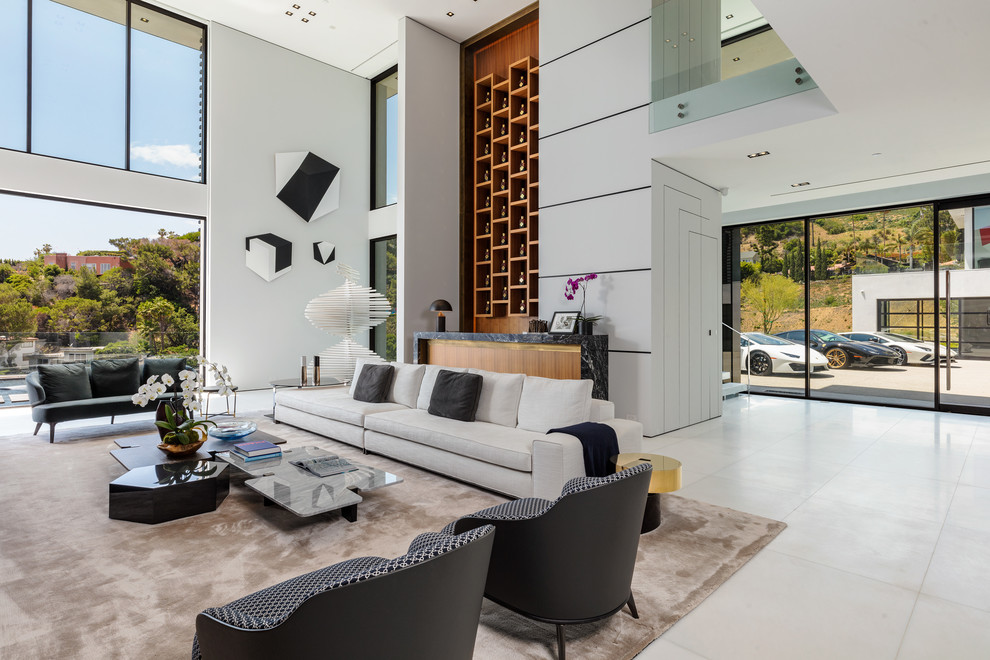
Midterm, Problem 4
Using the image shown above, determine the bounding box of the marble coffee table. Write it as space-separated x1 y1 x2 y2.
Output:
215 445 402 520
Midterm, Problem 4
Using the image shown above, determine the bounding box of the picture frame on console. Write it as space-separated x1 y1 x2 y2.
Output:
549 311 579 334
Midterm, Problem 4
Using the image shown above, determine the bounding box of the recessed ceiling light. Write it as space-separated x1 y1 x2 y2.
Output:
447 11 454 17
747 151 770 158
726 14 734 19
689 38 695 42
301 17 309 22
791 182 810 187
308 11 316 16
733 57 740 62
292 3 300 8
285 10 293 16
140 17 149 22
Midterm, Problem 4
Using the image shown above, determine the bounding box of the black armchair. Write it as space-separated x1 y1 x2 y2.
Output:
193 525 495 660
444 462 652 659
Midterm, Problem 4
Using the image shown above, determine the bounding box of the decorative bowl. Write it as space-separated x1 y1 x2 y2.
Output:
207 420 258 441
157 440 206 457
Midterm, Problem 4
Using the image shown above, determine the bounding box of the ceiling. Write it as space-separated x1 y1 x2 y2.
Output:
657 0 990 218
158 0 534 78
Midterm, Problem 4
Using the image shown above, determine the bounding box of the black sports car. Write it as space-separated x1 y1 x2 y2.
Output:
774 329 901 369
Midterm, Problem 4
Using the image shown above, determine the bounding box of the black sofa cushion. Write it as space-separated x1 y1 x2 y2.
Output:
428 370 483 422
37 363 92 403
142 357 187 385
353 364 395 403
90 358 141 398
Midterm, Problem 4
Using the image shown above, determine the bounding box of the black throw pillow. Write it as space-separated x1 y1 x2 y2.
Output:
37 363 93 403
142 357 187 385
428 370 483 422
90 358 142 398
353 364 395 403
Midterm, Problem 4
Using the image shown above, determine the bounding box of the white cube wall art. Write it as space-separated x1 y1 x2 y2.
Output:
305 264 393 380
275 151 341 223
245 233 292 282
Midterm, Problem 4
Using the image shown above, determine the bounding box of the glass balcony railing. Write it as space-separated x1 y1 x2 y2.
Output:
650 0 818 132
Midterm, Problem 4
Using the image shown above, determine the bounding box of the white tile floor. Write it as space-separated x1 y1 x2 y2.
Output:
2 392 989 658
638 395 990 660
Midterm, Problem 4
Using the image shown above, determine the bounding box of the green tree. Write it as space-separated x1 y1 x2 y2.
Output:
0 263 14 284
76 266 102 300
741 274 803 334
46 297 103 333
739 261 760 282
137 297 198 355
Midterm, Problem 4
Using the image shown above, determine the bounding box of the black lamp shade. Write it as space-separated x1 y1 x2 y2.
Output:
430 300 452 332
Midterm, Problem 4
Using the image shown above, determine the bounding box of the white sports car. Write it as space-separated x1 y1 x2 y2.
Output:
839 331 957 365
741 332 829 376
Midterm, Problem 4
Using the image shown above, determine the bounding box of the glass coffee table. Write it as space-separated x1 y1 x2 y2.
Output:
215 446 401 520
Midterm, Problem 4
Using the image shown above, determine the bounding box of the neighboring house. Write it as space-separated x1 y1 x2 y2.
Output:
43 253 129 274
0 337 38 369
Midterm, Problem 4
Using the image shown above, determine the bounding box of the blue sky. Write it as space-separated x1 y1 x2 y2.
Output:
0 193 200 261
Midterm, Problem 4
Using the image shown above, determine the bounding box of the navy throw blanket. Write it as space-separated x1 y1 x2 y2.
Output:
548 422 619 478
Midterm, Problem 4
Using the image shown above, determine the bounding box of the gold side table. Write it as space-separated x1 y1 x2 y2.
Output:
613 453 682 533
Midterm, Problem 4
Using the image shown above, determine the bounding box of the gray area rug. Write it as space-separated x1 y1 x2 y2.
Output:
0 416 785 659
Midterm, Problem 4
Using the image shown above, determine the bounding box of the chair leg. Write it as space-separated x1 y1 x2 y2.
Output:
556 624 566 660
627 592 639 619
33 423 42 436
110 415 115 424
49 424 56 443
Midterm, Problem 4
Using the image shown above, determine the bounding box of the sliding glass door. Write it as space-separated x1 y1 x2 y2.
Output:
936 196 990 413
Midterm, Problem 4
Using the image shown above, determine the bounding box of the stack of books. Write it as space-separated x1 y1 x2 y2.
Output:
232 439 281 462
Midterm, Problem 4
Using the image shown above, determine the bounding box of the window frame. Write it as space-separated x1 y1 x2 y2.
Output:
369 65 398 210
369 234 397 361
2 0 207 183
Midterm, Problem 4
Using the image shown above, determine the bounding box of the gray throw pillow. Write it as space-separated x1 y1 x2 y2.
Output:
37 363 93 403
428 370 483 422
90 358 142 397
353 364 395 403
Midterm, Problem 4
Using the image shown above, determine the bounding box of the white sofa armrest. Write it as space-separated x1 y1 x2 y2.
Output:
589 399 615 422
599 418 643 453
531 433 585 500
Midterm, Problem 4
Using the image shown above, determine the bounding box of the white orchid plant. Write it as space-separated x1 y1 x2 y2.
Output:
132 357 235 445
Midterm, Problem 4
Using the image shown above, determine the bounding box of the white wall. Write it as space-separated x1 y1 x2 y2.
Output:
206 24 371 388
396 18 461 360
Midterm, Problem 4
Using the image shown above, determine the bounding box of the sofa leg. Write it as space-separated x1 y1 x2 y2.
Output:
556 624 566 660
110 415 115 424
49 424 56 443
34 423 42 436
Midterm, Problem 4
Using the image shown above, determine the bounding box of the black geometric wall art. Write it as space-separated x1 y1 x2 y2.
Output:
275 151 341 222
245 233 292 282
313 241 336 265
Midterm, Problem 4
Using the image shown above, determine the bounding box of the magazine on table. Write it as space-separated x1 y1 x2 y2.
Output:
290 455 359 478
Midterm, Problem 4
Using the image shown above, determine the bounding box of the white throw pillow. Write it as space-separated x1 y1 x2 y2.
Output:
416 364 469 410
387 363 426 409
516 376 593 433
469 368 525 427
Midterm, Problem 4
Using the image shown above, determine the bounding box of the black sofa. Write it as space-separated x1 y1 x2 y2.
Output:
26 357 186 443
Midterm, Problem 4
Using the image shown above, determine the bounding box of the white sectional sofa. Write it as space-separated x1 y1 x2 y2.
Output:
275 361 643 500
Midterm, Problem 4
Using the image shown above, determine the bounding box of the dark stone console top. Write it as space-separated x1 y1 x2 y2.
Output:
414 332 608 399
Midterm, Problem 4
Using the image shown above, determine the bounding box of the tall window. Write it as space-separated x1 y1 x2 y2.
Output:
3 0 206 182
0 192 203 408
371 66 398 209
370 236 397 360
0 1 28 151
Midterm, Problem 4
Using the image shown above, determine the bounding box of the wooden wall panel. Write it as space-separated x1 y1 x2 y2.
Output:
423 340 581 380
474 22 539 79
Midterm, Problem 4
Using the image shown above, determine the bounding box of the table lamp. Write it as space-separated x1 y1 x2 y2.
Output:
429 299 452 332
